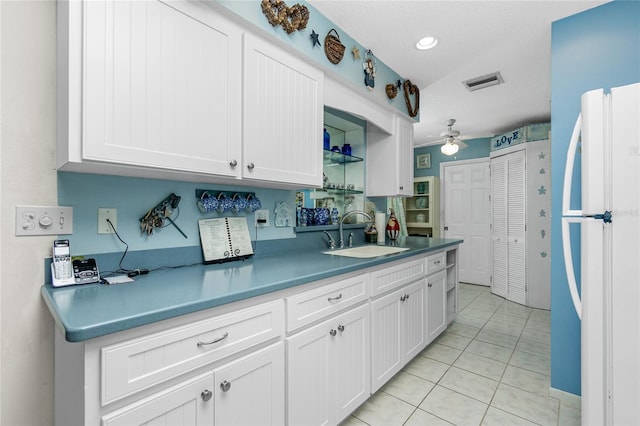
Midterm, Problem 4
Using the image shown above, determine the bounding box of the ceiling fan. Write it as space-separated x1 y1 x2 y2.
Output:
438 119 468 155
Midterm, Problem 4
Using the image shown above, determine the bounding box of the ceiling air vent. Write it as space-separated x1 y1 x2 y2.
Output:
463 72 504 91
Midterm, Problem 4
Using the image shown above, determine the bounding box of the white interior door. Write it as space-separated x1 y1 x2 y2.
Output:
441 159 491 285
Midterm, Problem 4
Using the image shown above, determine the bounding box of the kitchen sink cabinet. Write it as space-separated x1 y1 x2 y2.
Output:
58 0 323 189
370 279 427 392
287 303 370 426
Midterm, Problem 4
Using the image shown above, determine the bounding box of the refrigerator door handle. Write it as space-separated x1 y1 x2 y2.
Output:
562 113 583 217
562 217 582 319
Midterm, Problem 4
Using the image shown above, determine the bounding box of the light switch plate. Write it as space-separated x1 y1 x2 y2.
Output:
15 205 73 236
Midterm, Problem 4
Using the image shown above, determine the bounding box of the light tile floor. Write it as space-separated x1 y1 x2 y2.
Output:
341 283 581 426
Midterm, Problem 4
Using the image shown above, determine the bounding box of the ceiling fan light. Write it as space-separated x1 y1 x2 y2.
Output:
416 36 438 50
441 142 459 156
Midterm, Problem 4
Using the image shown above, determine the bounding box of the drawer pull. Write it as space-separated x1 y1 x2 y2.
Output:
327 293 343 302
201 389 213 402
197 332 229 347
433 260 441 264
220 381 231 392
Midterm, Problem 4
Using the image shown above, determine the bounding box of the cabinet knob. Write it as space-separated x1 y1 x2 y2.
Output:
400 295 406 302
329 329 337 336
428 283 432 288
337 325 345 332
201 389 213 402
220 381 231 392
229 159 238 167
399 186 404 190
247 162 255 171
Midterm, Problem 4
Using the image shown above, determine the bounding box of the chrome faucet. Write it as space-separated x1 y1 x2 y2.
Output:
323 230 336 249
339 210 373 248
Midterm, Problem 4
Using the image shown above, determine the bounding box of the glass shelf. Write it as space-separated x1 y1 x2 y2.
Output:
323 149 364 165
321 187 364 195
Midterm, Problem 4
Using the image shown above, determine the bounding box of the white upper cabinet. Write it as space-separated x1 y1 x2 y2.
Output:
242 34 324 188
58 0 323 188
59 0 243 177
366 114 414 197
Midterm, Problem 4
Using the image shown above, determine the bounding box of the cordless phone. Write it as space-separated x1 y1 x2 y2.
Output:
51 239 75 287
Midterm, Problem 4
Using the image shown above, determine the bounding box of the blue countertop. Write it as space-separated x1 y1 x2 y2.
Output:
41 238 461 342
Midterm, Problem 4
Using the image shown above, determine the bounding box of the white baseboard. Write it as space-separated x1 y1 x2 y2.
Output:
549 387 581 408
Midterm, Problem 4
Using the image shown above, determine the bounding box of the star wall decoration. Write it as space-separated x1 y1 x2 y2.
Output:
310 30 320 47
538 185 547 195
539 168 546 174
538 152 546 159
539 209 546 217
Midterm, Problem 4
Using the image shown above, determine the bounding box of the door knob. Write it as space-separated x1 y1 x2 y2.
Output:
220 381 231 392
201 389 213 401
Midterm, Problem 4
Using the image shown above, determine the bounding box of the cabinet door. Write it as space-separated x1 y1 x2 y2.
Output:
243 33 323 188
366 114 414 197
427 271 447 343
214 343 284 426
395 116 415 196
332 304 370 425
287 320 332 426
101 373 214 426
370 289 403 392
401 280 427 360
83 0 242 175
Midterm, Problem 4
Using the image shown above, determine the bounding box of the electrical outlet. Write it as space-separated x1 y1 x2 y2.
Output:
15 205 73 236
98 208 117 234
255 209 269 227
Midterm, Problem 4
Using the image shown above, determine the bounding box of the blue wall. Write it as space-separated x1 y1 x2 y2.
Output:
414 138 491 178
58 172 296 256
550 0 640 395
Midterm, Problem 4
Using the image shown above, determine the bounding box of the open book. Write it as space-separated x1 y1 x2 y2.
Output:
198 217 254 263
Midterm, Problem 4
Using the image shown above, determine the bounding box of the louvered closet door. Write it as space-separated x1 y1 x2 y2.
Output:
491 157 508 298
491 150 526 304
507 151 526 305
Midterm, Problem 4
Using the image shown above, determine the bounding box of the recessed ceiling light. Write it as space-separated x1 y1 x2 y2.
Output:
416 36 438 50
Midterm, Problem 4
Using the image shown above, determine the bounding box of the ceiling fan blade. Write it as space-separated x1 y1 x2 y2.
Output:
455 139 469 149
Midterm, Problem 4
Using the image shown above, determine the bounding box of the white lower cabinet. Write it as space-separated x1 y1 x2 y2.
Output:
102 343 284 426
213 343 285 426
102 373 214 426
370 279 427 392
287 304 370 426
54 249 459 426
426 270 447 343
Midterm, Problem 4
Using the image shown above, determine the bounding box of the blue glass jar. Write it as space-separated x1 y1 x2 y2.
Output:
342 143 352 156
323 128 330 150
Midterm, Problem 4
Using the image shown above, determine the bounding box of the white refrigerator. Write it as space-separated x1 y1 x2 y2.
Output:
562 82 640 425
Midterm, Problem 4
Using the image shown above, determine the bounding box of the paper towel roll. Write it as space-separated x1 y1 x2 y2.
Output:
375 212 386 244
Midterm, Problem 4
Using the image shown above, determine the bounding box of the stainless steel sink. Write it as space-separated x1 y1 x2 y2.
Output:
322 245 409 258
